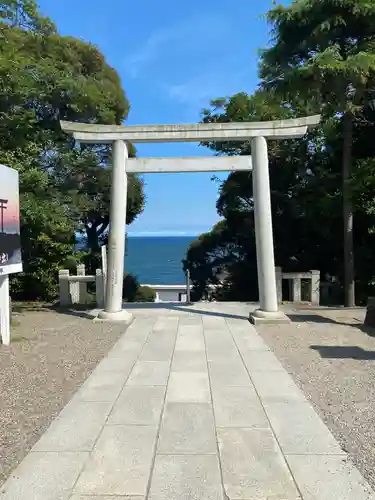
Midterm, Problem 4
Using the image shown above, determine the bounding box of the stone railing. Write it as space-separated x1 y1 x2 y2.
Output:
58 264 105 308
276 267 320 305
59 264 320 307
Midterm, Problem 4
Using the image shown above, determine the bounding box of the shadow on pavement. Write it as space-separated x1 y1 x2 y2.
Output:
12 302 95 319
26 302 253 321
52 308 97 320
288 311 375 338
34 302 375 332
289 313 338 323
124 302 251 320
310 344 375 360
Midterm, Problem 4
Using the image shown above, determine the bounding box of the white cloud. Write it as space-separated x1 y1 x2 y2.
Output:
123 14 231 78
166 74 219 105
124 31 169 78
122 12 253 119
162 68 251 112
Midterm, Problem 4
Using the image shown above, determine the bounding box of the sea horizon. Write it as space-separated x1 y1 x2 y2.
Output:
75 234 199 285
126 235 196 285
127 232 200 238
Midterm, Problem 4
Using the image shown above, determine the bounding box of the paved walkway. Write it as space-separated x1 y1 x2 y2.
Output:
1 303 374 500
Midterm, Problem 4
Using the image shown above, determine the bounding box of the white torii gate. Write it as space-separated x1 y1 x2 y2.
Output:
60 115 320 324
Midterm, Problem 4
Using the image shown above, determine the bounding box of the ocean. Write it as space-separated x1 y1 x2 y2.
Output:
125 236 196 285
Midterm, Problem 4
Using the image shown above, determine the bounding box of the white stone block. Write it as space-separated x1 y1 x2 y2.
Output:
293 278 302 302
58 270 70 306
311 270 320 305
95 269 105 308
76 264 87 304
275 266 282 303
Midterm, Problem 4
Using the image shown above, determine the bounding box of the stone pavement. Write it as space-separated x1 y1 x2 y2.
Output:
1 302 374 500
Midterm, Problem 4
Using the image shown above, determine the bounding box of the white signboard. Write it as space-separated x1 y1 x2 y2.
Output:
0 165 22 275
0 165 22 345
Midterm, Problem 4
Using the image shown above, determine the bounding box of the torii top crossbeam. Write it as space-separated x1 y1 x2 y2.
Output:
60 115 321 144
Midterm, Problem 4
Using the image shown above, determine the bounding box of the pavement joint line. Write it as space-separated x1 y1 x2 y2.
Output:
154 452 226 456
69 316 157 496
215 425 271 429
144 315 180 500
224 316 305 500
5 306 374 499
284 452 349 456
203 314 231 500
104 423 163 427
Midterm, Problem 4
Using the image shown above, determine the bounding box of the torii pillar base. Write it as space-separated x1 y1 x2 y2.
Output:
249 308 291 325
94 309 134 325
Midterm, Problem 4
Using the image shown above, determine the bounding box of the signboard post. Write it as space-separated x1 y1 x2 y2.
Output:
101 244 107 301
0 165 22 345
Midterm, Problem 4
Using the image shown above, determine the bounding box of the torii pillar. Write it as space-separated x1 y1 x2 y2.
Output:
97 140 132 323
60 115 321 324
250 136 280 323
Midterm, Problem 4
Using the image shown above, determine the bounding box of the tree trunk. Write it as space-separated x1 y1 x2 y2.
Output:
86 225 100 253
342 112 355 307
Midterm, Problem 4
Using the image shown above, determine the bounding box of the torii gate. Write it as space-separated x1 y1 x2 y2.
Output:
60 115 320 324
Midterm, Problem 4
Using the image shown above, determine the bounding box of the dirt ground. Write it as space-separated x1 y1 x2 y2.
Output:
0 305 125 486
257 306 375 490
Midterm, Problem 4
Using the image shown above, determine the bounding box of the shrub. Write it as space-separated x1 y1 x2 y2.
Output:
81 251 102 276
123 274 140 302
135 285 156 303
123 275 155 302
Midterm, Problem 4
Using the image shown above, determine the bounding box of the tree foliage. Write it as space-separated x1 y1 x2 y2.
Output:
185 81 375 304
0 1 144 300
0 0 56 34
259 0 375 305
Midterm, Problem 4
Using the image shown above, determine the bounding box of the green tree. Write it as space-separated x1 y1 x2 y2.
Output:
52 145 144 255
260 0 375 306
0 4 144 299
183 220 241 300
122 275 156 303
186 91 360 302
0 0 56 33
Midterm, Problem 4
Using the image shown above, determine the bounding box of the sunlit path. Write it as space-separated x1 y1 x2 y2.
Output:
1 303 374 500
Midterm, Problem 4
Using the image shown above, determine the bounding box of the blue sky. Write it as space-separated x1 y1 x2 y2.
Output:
38 0 275 236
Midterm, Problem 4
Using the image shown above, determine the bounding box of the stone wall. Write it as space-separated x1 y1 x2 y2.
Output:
276 268 320 305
